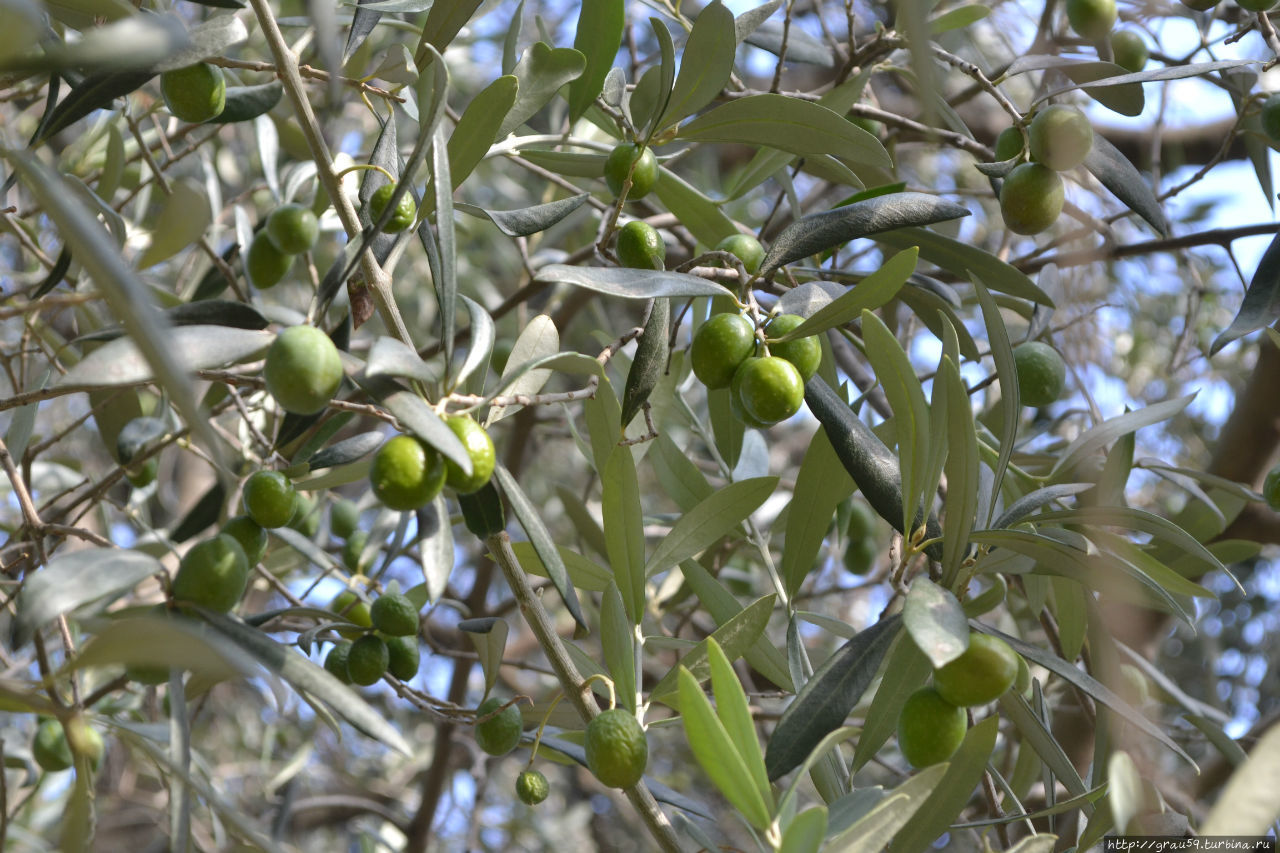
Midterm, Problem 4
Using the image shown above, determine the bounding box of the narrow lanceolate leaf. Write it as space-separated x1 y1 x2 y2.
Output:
343 0 382 62
651 167 739 249
136 180 211 269
850 633 932 771
764 615 902 780
747 21 834 67
601 583 637 712
677 666 774 830
493 465 587 631
417 494 454 602
487 313 559 425
779 807 827 853
886 717 999 853
827 765 948 853
644 477 778 576
16 548 161 645
656 1 737 130
603 446 646 624
759 195 968 278
902 578 968 668
781 427 855 596
1084 134 1169 237
997 690 1089 799
972 275 1017 527
620 298 669 427
201 611 412 755
650 594 777 702
453 294 495 390
939 358 978 586
773 248 918 340
678 94 891 171
1211 231 1280 354
56 326 270 389
32 69 156 145
307 432 383 470
414 0 482 65
875 227 1053 305
448 75 518 191
991 484 1096 530
679 560 794 691
707 638 773 815
455 193 590 237
460 617 508 696
498 43 585 137
803 377 943 561
1200 723 1280 834
861 309 932 538
567 0 624 121
1049 394 1195 480
534 264 734 300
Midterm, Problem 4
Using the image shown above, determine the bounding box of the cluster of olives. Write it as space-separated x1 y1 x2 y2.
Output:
996 103 1094 236
246 203 320 290
690 311 819 428
897 632 1019 767
1063 0 1148 70
322 588 422 686
159 62 226 124
368 414 495 513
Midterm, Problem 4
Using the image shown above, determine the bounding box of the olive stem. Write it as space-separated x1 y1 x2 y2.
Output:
244 0 414 348
487 532 681 853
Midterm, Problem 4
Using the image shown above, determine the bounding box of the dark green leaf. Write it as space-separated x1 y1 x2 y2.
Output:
621 298 669 426
875 227 1053 304
455 193 590 237
850 633 932 771
76 300 268 343
567 0 624 121
493 465 587 631
781 427 854 595
678 94 891 170
534 264 734 299
33 70 155 145
759 193 968 278
991 484 1095 529
803 377 943 561
306 432 383 470
459 482 507 538
764 615 901 780
343 0 382 62
209 81 283 123
1211 231 1280 354
171 482 226 543
1084 134 1169 237
32 248 72 299
448 75 518 189
415 0 483 63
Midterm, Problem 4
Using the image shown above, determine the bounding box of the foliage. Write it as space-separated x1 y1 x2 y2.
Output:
2 0 1280 850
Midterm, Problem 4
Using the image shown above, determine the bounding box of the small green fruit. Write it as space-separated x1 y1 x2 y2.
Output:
323 642 353 684
1012 341 1068 407
160 63 226 124
370 592 419 637
585 708 648 788
264 325 344 416
330 498 360 540
245 230 293 289
368 183 416 233
385 635 421 681
33 718 74 772
443 416 496 495
1029 104 1094 171
516 769 550 805
999 162 1064 235
221 515 267 566
843 538 877 575
475 697 523 756
242 470 298 529
1238 0 1276 9
370 434 446 511
126 457 159 488
1065 0 1117 41
691 313 756 390
846 499 878 542
341 531 371 575
1262 464 1280 511
266 203 319 255
1181 0 1221 10
933 633 1020 707
732 356 805 426
171 534 250 613
288 493 320 538
994 126 1025 162
764 314 821 381
603 143 659 199
715 234 766 275
616 220 666 270
897 687 967 768
346 634 389 686
1109 30 1149 72
330 589 373 640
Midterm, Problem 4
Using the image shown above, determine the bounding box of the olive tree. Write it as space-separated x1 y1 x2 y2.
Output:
2 0 1280 850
